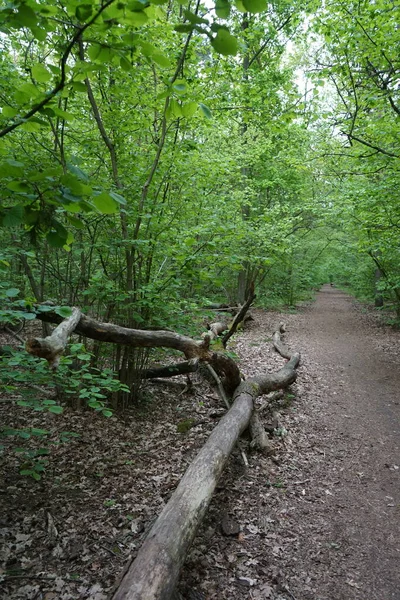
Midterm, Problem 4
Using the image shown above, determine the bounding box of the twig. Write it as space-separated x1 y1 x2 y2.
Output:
222 292 256 348
100 544 120 557
283 586 297 600
4 325 25 345
3 574 83 582
205 364 230 411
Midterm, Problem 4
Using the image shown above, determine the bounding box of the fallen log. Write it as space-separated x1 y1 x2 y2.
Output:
111 326 299 600
30 307 242 394
273 322 292 359
202 302 235 310
202 293 255 347
25 307 81 369
141 359 199 379
25 304 298 598
33 310 205 359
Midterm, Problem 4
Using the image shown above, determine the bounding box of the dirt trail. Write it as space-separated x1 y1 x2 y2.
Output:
284 285 400 599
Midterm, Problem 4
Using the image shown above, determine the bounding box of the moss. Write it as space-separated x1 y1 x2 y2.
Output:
177 418 196 433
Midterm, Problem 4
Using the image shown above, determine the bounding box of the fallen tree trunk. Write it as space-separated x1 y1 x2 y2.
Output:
33 310 205 359
203 302 236 310
112 389 254 600
25 308 81 369
31 307 242 393
141 359 199 380
205 321 229 340
111 327 299 600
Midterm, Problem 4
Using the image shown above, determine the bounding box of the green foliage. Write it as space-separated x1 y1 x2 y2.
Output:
57 343 130 413
0 426 80 480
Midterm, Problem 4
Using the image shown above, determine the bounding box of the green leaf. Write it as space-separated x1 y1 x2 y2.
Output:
48 405 63 415
102 409 113 417
242 0 266 13
3 205 24 227
65 231 74 247
7 180 30 193
47 229 68 248
183 10 209 24
215 0 231 18
125 10 148 26
55 306 73 318
75 4 93 21
173 80 187 94
21 120 47 132
30 26 47 41
109 191 127 205
199 103 212 118
174 24 194 33
67 215 85 229
93 192 118 214
67 163 89 182
151 53 171 68
211 29 238 55
5 288 20 297
2 106 18 118
52 107 73 120
31 63 52 83
71 81 87 92
87 43 102 61
234 0 246 11
120 56 132 71
181 101 198 118
16 4 37 28
23 312 37 320
167 98 183 118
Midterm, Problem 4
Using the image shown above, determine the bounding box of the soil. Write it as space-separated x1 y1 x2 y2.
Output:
1 285 399 600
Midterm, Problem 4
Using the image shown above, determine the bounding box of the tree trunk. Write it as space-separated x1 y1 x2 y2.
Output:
374 267 384 308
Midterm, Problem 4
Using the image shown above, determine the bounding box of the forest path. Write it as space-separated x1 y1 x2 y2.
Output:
283 285 400 599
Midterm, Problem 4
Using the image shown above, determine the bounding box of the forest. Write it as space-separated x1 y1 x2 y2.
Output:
1 0 399 598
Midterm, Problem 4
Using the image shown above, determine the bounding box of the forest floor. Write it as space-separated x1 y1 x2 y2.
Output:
1 285 399 600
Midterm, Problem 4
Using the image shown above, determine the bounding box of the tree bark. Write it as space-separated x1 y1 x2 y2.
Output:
26 308 81 369
111 388 253 600
142 359 199 379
